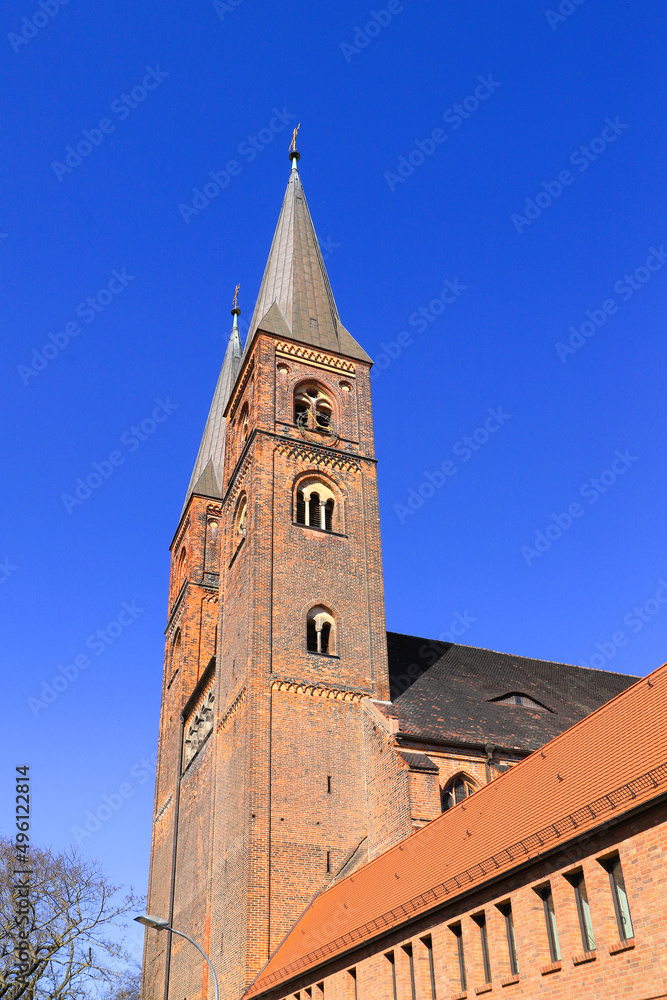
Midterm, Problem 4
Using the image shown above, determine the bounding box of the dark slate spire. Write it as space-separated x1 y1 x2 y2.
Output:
245 145 371 363
182 310 242 515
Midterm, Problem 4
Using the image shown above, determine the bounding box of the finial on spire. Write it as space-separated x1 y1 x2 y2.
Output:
289 123 301 170
231 284 241 328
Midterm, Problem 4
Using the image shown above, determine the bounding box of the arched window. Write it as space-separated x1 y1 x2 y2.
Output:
236 496 247 539
442 775 477 812
170 629 182 680
295 478 337 531
306 606 336 656
241 405 249 441
176 547 187 589
294 383 334 433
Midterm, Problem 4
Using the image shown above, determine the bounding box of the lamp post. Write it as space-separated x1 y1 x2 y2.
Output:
134 914 219 1000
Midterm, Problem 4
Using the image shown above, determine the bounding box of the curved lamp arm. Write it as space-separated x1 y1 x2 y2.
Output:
135 915 219 1000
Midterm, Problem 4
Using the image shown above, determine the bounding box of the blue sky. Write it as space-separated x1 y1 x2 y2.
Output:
1 0 666 964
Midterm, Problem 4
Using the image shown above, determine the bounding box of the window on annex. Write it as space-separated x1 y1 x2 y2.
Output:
450 923 466 992
600 854 634 941
497 902 519 976
536 884 561 963
472 913 492 985
441 775 477 811
295 478 337 532
306 606 336 656
565 871 595 952
294 383 334 433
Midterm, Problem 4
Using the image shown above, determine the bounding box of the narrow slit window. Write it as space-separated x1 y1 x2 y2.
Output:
349 968 357 1000
327 775 332 793
474 914 492 984
602 855 634 941
385 952 397 1000
567 872 595 952
421 936 436 1000
498 902 519 976
326 851 331 873
538 885 561 962
451 923 466 992
403 944 416 1000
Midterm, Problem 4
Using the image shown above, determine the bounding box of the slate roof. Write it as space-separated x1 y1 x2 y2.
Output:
381 631 637 752
181 323 242 517
245 161 371 363
245 660 666 998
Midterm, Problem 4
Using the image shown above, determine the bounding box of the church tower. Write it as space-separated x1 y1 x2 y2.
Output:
142 144 389 1000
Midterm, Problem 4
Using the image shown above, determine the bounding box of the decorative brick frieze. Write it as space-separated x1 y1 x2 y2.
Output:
270 678 367 702
275 340 356 374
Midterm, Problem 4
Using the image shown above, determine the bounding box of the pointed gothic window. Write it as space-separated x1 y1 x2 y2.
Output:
442 775 477 811
294 383 334 434
294 478 338 531
240 404 249 442
306 606 336 656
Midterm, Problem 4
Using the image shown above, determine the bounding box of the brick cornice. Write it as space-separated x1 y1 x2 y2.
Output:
271 677 369 703
274 340 356 374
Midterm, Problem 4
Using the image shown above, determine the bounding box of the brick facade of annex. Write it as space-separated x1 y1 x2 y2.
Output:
260 802 667 1000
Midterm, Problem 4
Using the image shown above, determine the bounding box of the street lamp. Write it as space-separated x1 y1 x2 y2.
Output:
134 914 220 1000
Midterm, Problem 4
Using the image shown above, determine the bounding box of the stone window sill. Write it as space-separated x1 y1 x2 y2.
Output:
306 651 340 660
540 961 562 975
500 974 520 987
572 950 597 966
609 938 635 955
228 535 245 568
451 992 467 1000
475 984 493 995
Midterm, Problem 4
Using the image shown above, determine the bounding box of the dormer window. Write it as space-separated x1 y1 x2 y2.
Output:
294 383 333 433
490 693 549 710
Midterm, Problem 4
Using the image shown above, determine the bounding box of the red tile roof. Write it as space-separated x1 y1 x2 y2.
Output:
245 661 667 998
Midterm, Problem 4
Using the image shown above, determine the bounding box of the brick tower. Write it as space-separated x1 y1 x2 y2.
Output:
141 145 390 1000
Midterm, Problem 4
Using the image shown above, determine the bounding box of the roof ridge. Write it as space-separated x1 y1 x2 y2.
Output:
386 630 640 678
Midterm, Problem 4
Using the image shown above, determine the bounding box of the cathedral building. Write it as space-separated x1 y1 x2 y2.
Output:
140 145 667 1000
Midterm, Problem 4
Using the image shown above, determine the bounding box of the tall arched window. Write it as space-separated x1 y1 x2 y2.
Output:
294 383 334 433
171 629 182 678
176 547 187 589
295 478 337 531
306 606 336 656
235 496 247 539
442 775 477 811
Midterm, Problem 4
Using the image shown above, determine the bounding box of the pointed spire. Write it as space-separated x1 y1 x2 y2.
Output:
245 137 371 363
181 298 243 515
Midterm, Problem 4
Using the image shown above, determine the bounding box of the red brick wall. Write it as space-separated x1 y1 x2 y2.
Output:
262 803 667 1000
